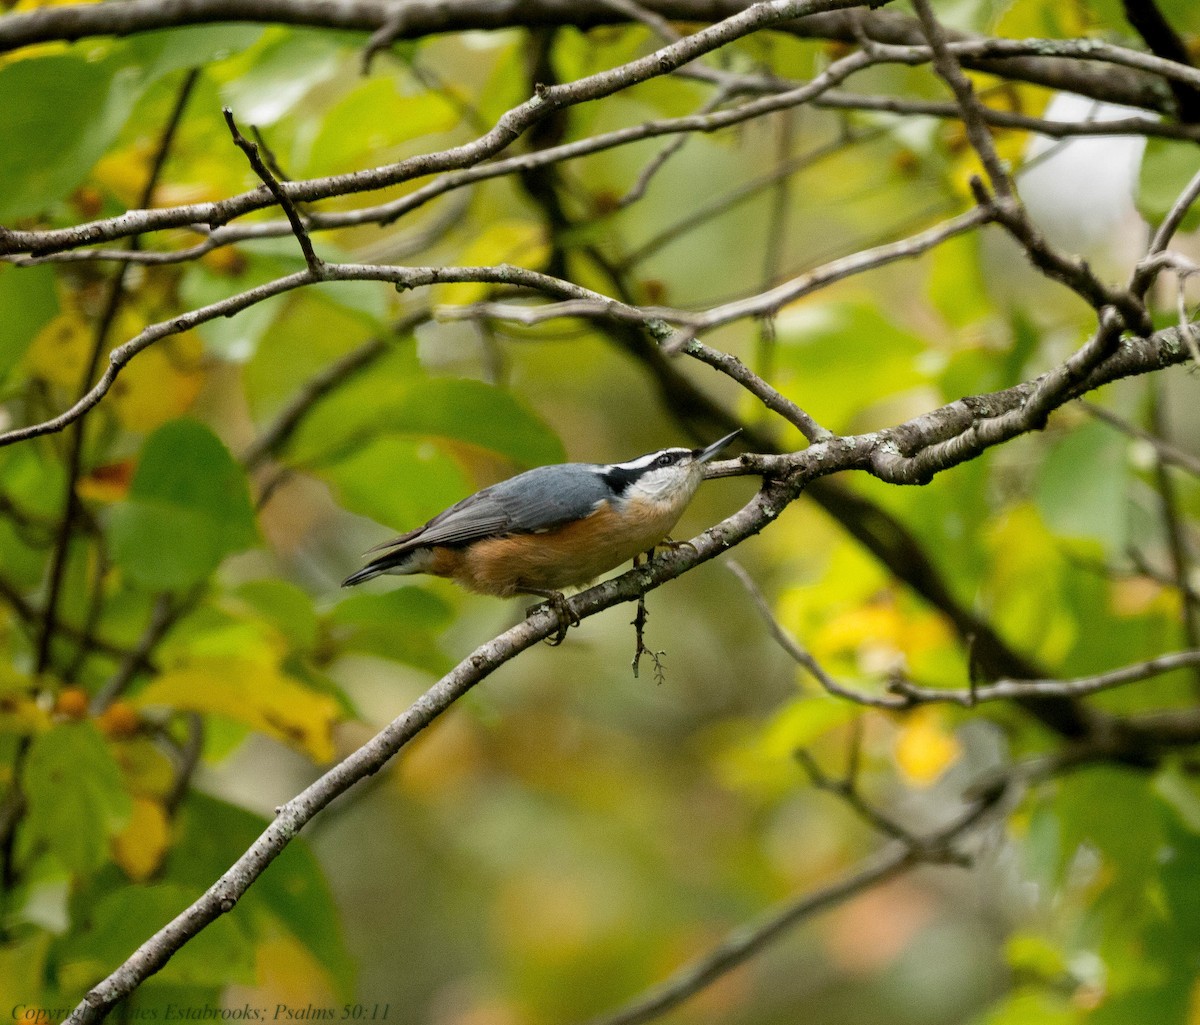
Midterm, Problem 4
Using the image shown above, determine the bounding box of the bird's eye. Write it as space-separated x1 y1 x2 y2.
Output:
655 453 674 467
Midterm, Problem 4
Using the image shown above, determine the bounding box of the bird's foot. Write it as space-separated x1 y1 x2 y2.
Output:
657 536 697 556
526 590 579 645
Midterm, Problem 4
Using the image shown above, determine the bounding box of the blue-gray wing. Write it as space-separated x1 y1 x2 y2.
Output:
367 464 608 553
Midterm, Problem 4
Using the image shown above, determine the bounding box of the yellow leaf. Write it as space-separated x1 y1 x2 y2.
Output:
111 735 177 798
77 459 135 503
434 219 549 307
92 142 156 207
135 657 340 762
24 311 92 389
232 933 336 1010
108 330 205 432
945 78 1049 198
1 667 51 735
24 307 204 433
111 796 171 882
895 707 960 786
1188 973 1200 1025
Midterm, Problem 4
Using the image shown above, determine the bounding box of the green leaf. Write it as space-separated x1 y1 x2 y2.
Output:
0 51 147 221
328 588 453 672
0 264 57 382
1034 422 1128 550
927 232 989 329
290 372 567 469
123 24 266 81
217 29 347 125
231 579 320 651
20 723 132 875
0 445 65 588
0 931 53 1008
774 303 929 432
58 883 254 991
1136 139 1200 233
975 987 1079 1025
305 78 459 177
1053 767 1162 895
179 251 298 362
167 793 355 997
108 420 257 589
318 436 472 532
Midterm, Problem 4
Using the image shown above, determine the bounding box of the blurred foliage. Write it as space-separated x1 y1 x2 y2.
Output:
1 1 1199 1024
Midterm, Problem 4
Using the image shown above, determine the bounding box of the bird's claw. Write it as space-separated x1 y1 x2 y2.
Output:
658 536 698 556
527 591 579 645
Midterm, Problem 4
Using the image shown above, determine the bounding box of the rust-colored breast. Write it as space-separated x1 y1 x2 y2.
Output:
421 497 687 597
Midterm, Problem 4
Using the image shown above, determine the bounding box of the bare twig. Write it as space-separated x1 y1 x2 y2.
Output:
0 2 1189 115
223 108 322 275
0 0 865 259
795 748 933 850
622 130 871 267
1133 164 1200 296
892 649 1200 706
443 204 995 331
5 35 1197 268
1148 384 1200 691
911 0 1150 335
683 337 833 443
0 264 631 449
1122 0 1200 122
727 560 906 708
812 90 1200 141
1082 401 1200 477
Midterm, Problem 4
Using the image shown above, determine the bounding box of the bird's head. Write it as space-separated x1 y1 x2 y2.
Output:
602 430 740 506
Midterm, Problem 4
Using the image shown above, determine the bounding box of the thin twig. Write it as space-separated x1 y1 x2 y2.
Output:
1082 400 1200 477
1134 164 1200 296
240 308 430 469
726 560 906 708
444 204 995 331
910 0 1150 335
794 748 931 850
2 0 866 260
623 130 868 267
0 263 634 449
892 649 1200 706
223 108 322 275
1148 383 1200 693
684 339 832 442
811 89 1199 141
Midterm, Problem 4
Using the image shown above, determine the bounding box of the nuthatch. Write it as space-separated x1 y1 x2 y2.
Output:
342 431 740 626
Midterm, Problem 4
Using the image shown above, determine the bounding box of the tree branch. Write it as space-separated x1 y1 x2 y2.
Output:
0 0 863 259
893 649 1200 706
0 0 1179 115
223 107 323 275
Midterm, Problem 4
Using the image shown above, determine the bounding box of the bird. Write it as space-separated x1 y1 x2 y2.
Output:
342 430 740 636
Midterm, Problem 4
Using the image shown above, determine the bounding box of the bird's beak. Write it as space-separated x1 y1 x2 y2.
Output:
694 429 741 463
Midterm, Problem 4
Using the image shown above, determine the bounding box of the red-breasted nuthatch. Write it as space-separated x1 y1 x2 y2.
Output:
342 431 740 609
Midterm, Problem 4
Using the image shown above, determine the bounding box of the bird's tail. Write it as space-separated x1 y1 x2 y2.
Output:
341 546 427 587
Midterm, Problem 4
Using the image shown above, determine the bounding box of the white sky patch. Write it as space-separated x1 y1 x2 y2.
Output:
1018 94 1150 269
